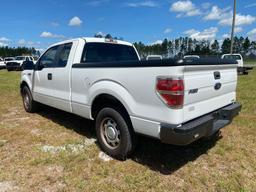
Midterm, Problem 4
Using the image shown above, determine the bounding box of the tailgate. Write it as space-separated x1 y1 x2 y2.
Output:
183 64 238 123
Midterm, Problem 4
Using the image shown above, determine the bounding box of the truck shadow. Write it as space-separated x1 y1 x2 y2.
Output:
131 136 219 175
37 105 220 175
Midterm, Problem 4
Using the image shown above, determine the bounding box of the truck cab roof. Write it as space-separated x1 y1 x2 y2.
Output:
51 37 133 47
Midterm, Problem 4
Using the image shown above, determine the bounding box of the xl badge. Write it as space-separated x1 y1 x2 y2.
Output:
189 89 198 94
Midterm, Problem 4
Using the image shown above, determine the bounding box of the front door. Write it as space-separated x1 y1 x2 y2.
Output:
33 45 60 108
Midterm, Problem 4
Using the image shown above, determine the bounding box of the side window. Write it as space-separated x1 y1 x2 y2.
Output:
39 46 59 68
56 43 72 67
236 55 242 60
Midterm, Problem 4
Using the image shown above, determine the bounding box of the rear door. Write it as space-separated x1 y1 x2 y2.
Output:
183 64 237 122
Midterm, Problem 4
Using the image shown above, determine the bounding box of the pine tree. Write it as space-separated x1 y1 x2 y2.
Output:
243 37 250 53
211 40 220 54
221 38 231 54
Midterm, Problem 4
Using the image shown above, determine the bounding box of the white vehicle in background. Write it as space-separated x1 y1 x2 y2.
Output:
6 56 34 71
183 55 200 60
221 54 252 75
4 57 15 63
221 54 243 67
146 55 162 60
0 57 6 69
20 37 241 159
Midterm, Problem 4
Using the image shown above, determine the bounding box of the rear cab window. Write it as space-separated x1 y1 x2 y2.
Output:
81 43 139 63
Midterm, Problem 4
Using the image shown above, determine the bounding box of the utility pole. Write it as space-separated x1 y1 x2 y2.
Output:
230 0 236 54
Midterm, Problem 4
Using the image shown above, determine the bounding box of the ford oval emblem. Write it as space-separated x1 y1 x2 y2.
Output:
214 83 222 90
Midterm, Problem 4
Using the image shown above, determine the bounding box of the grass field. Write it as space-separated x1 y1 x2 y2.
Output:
244 59 256 65
0 69 255 192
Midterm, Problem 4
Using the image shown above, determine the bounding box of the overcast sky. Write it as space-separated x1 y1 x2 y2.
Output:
0 0 256 50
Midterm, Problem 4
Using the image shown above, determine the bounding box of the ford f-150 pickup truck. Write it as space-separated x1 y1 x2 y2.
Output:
20 37 241 159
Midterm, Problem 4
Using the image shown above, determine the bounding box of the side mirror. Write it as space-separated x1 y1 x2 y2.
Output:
22 61 34 70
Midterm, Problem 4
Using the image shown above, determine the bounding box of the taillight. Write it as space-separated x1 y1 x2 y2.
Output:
156 77 184 108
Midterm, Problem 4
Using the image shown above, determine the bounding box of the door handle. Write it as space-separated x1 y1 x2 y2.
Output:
214 71 221 80
47 73 52 80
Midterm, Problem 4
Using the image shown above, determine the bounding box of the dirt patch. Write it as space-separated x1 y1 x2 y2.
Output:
41 138 96 154
0 181 19 192
98 152 113 162
40 181 66 192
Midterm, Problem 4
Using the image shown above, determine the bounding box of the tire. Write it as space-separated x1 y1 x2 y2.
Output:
22 86 39 113
95 107 135 160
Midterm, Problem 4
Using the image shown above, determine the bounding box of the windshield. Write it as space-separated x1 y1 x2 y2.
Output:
15 56 26 61
81 43 139 63
224 55 241 60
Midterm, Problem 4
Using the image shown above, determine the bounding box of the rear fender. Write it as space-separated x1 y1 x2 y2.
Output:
88 80 136 117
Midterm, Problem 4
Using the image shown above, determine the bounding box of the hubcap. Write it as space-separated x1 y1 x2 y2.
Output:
100 118 120 149
106 126 116 140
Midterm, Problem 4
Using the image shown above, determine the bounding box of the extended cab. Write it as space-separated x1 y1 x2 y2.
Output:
20 37 241 159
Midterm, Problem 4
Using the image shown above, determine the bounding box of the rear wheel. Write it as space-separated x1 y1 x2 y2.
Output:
95 107 135 160
22 86 39 113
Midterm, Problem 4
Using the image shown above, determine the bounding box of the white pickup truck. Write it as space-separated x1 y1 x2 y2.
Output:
6 56 34 71
20 37 241 159
221 54 253 75
0 57 5 69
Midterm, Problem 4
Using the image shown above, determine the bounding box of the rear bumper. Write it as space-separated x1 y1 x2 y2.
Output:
160 102 242 145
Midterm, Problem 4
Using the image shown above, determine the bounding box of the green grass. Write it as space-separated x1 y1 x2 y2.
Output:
244 59 256 65
0 69 256 191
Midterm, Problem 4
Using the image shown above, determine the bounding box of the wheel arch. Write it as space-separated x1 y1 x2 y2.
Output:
20 81 30 94
91 93 135 132
20 74 33 92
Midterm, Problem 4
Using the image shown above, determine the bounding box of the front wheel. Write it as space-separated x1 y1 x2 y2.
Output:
95 107 135 160
22 86 39 113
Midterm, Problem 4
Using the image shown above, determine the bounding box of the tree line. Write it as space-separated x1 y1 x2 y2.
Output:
134 36 256 59
0 47 40 58
1 35 256 59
